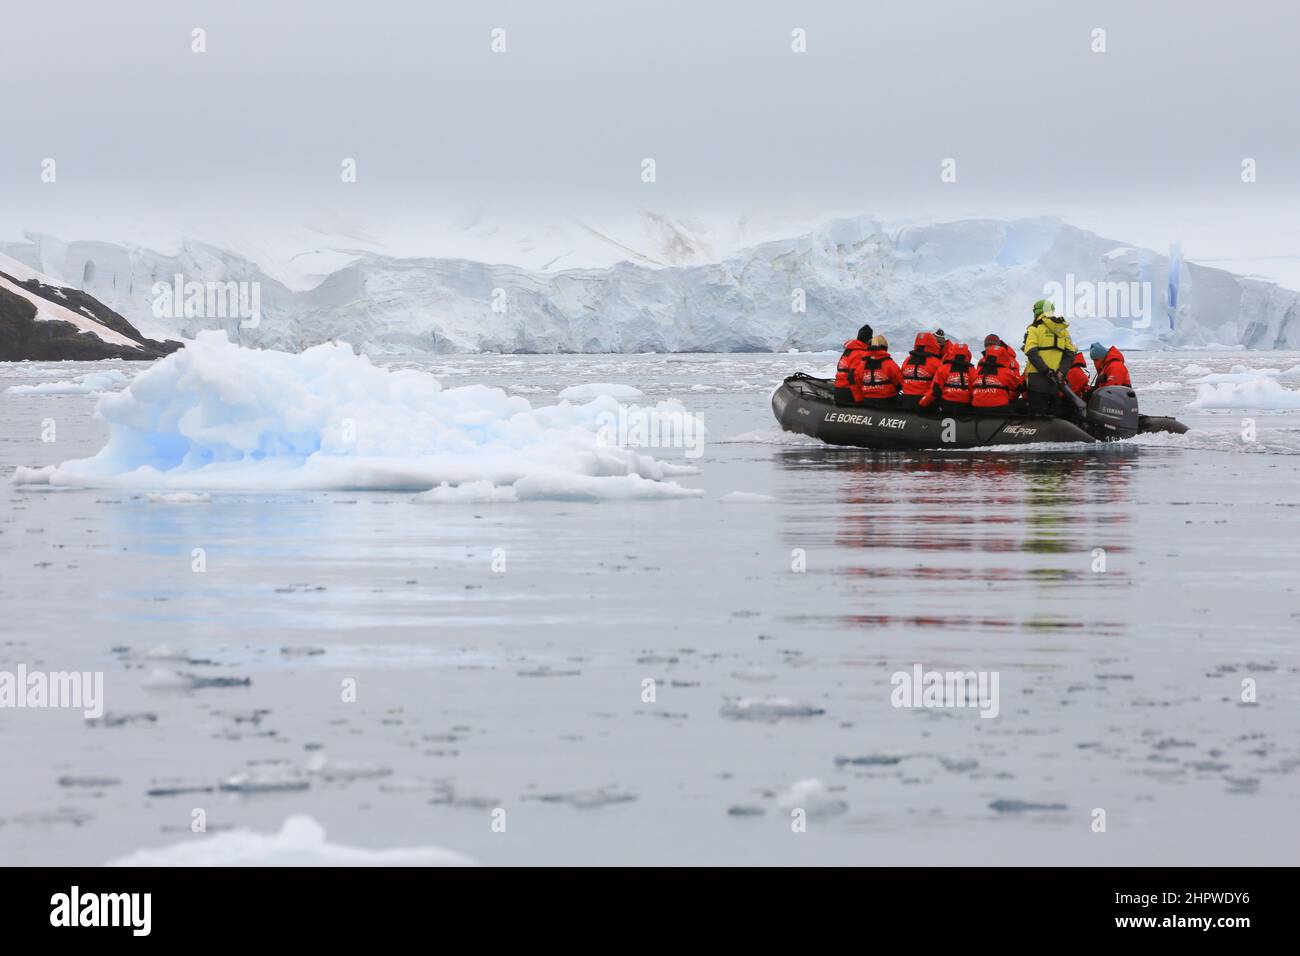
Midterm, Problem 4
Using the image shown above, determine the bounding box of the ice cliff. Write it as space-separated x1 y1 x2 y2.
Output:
4 217 1296 354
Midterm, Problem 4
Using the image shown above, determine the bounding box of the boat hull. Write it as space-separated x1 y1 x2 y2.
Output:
771 375 1184 450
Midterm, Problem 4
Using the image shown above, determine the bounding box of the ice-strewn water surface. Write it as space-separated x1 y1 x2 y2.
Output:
2 349 1299 865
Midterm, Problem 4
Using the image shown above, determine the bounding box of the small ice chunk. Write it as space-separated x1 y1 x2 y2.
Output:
558 383 644 400
720 697 825 721
415 481 519 504
776 779 848 818
57 775 121 788
147 492 211 504
524 787 638 809
989 799 1068 813
107 815 476 866
219 771 310 794
718 491 777 504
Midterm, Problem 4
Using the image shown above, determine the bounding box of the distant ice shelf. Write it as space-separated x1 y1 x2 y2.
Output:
4 217 1297 354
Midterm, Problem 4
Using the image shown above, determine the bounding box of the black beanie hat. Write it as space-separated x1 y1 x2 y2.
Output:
858 324 873 342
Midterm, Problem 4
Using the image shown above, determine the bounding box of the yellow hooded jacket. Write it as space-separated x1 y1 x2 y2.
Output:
1022 315 1074 375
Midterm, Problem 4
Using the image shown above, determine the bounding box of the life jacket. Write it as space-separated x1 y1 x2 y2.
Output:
1093 346 1132 389
971 348 1022 408
1023 316 1075 374
834 338 870 393
1021 319 1041 352
1003 343 1022 374
900 332 942 396
935 345 974 404
1066 352 1090 397
857 345 902 400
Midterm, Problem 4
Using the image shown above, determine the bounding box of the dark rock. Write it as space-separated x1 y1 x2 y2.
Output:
0 271 183 361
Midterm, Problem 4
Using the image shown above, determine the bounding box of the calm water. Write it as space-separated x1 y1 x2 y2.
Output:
2 351 1299 865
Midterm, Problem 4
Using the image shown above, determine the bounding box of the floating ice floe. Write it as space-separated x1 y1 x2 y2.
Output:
557 382 644 400
146 492 211 504
5 370 128 395
143 668 250 691
989 799 1069 814
776 779 848 818
306 754 394 782
720 696 825 721
415 480 520 504
523 787 638 809
9 333 700 501
1188 376 1300 410
106 814 476 866
718 491 778 503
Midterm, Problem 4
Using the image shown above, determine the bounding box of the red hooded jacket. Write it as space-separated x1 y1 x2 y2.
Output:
932 343 975 405
856 343 903 400
900 333 943 398
971 346 1023 409
1066 352 1090 397
834 338 871 395
1092 346 1132 389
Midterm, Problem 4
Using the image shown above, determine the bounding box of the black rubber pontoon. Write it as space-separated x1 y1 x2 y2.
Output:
771 374 1188 450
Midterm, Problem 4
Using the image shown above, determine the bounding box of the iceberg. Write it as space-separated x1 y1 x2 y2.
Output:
11 332 702 499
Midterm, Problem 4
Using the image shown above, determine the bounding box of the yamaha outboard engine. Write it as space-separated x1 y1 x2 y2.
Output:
1085 385 1139 439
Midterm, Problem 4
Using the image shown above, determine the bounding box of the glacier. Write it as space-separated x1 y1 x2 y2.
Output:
3 217 1297 355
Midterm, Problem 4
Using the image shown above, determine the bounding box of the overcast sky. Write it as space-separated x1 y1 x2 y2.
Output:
3 0 1297 256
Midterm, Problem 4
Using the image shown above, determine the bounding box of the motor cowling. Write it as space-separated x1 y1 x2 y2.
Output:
1085 385 1139 438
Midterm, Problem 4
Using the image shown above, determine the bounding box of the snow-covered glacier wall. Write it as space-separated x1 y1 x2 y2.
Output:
4 217 1297 354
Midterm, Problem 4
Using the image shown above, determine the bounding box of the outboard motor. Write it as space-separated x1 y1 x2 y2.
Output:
1085 385 1139 439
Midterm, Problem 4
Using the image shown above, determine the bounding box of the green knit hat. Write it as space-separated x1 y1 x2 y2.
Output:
1033 299 1056 319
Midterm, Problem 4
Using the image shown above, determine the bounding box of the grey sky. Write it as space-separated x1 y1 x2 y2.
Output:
4 0 1297 245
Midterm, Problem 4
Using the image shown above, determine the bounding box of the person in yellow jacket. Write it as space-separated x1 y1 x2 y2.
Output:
1022 299 1077 418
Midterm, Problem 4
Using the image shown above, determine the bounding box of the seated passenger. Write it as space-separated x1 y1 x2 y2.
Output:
1090 343 1132 390
898 332 943 409
921 342 975 412
856 334 903 405
970 345 1023 413
1066 351 1090 399
982 333 1020 374
833 324 873 404
934 328 952 361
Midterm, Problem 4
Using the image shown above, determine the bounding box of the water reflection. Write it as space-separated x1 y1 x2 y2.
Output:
776 448 1139 635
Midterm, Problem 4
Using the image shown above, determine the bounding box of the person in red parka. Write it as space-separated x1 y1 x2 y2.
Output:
979 333 1021 374
856 335 903 405
1090 343 1132 390
1065 351 1090 399
833 324 873 404
999 338 1021 375
970 344 1023 413
921 342 975 412
898 332 943 409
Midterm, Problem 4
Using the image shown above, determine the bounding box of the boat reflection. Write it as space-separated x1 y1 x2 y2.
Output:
775 448 1138 635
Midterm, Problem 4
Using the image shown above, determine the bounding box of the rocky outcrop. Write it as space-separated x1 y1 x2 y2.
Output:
0 268 182 361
